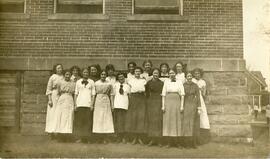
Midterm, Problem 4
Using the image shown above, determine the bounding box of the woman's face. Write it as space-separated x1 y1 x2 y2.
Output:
118 74 125 83
134 69 141 77
161 65 168 74
128 64 135 73
64 72 71 81
194 71 201 80
107 69 114 76
82 69 89 79
100 71 107 80
90 67 97 76
169 70 176 79
152 69 159 79
175 63 183 73
186 73 193 81
56 65 63 75
72 68 79 77
144 62 152 72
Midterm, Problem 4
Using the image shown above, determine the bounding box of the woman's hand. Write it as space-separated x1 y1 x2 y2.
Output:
162 106 166 113
48 100 53 107
180 107 184 113
197 107 202 115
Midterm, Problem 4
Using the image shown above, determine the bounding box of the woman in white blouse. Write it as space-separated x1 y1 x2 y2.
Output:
162 68 185 148
125 66 147 145
45 64 64 138
113 72 131 143
74 68 96 143
174 61 187 84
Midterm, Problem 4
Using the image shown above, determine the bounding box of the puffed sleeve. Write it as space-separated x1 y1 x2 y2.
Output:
178 81 185 96
161 81 167 96
45 75 54 96
74 80 79 95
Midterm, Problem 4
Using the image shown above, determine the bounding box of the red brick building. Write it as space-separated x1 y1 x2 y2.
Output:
0 0 252 141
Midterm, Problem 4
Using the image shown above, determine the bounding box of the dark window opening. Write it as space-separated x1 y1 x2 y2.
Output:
56 0 103 14
0 0 24 13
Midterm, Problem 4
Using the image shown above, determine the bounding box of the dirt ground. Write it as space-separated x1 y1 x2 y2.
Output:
0 134 270 158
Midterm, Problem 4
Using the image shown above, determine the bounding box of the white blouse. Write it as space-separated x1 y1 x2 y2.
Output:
46 74 64 95
162 79 185 96
75 78 95 107
113 82 131 110
106 76 116 85
128 77 147 93
141 72 153 82
176 73 186 84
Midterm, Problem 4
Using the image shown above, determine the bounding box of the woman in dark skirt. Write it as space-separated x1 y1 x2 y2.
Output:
113 72 130 143
182 72 201 148
145 68 164 146
74 68 96 143
125 66 147 145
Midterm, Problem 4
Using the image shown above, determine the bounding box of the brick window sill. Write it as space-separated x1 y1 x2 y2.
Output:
0 13 30 20
48 13 109 21
127 14 189 22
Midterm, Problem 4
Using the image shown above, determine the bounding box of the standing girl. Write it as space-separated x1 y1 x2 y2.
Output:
162 69 185 147
159 63 170 82
182 72 201 148
105 64 116 85
174 61 186 84
54 70 75 142
70 66 81 83
74 68 95 143
141 60 153 82
125 66 147 145
92 70 115 144
192 68 211 144
113 72 130 143
127 62 137 82
145 68 164 146
89 64 100 82
45 64 64 138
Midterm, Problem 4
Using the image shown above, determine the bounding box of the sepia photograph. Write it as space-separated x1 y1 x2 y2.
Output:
0 0 270 158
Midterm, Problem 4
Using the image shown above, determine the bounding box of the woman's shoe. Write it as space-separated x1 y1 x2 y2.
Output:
138 138 144 145
147 140 153 146
131 138 137 145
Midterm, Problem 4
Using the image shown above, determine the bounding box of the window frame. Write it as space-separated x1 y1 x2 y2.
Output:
53 0 105 15
131 0 183 16
0 0 30 20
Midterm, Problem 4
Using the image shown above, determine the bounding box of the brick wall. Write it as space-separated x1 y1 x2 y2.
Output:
0 0 243 62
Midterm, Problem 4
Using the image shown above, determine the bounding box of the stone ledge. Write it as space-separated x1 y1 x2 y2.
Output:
0 57 246 71
48 13 109 21
127 14 189 22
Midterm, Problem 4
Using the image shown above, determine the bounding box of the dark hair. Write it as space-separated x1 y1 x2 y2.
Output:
81 67 90 75
116 72 126 81
185 71 193 78
151 68 161 77
88 64 100 77
52 63 63 74
142 60 153 67
127 61 137 68
100 69 107 77
159 63 169 71
70 65 81 76
168 68 176 73
173 61 187 74
134 66 143 73
63 69 72 75
105 64 115 72
192 68 204 77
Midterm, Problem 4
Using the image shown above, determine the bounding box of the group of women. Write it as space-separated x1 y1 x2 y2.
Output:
45 60 210 149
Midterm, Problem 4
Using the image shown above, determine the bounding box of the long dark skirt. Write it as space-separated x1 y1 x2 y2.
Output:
146 93 162 137
125 93 146 133
73 107 92 137
114 108 127 134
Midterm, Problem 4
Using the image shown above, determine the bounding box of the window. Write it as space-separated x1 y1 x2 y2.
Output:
54 0 104 14
0 0 26 13
132 0 183 15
